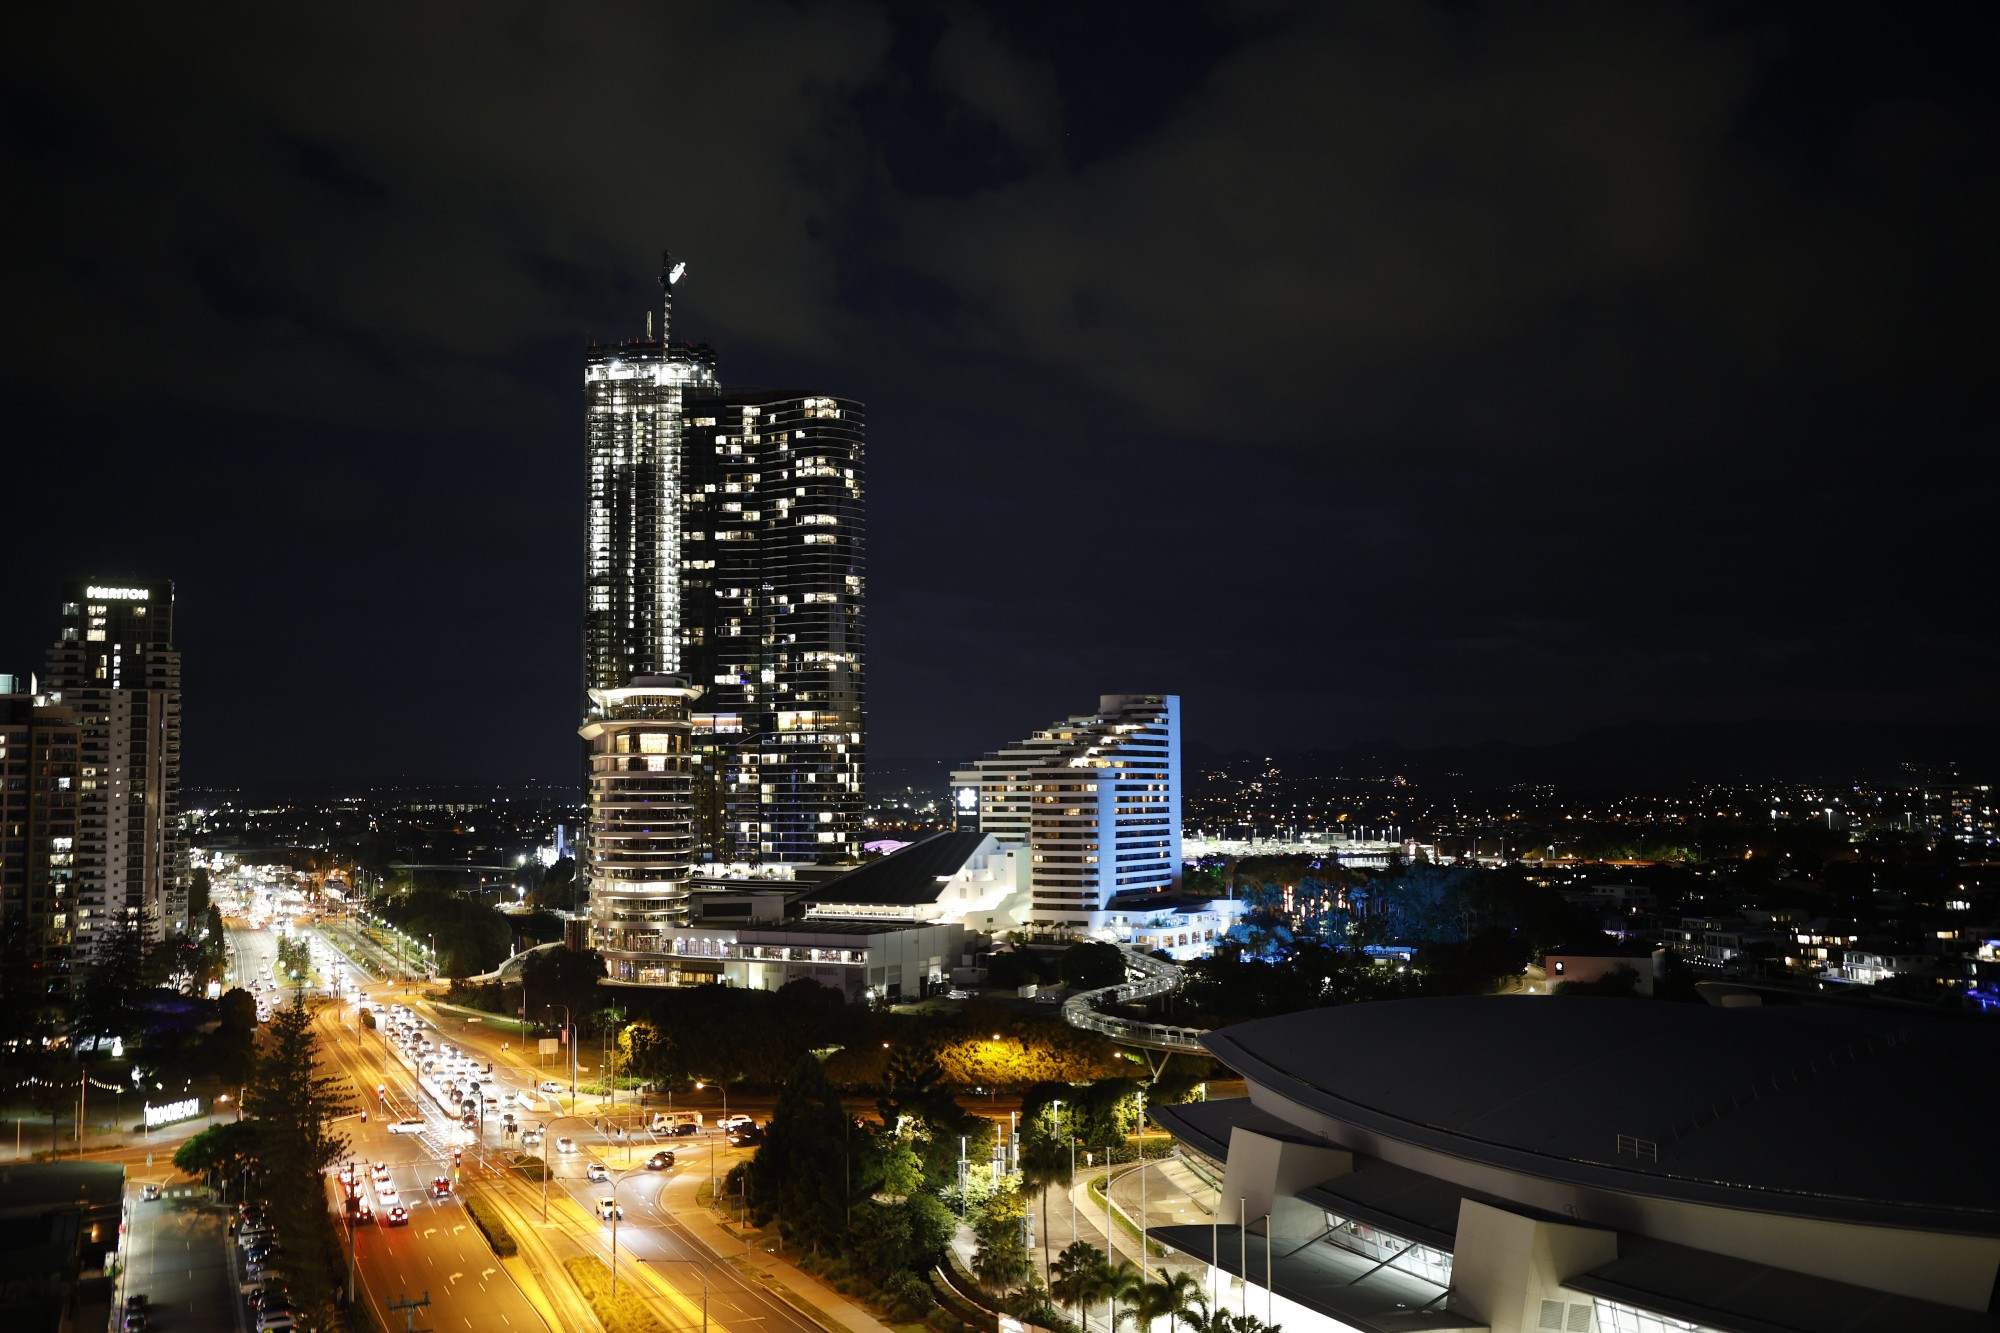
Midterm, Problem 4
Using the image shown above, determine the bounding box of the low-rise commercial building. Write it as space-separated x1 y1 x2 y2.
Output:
1151 996 2000 1333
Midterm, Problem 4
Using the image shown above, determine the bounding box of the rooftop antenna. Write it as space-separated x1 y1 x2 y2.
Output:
660 250 688 344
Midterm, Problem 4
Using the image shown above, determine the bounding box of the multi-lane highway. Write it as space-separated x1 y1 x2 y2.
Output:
282 919 830 1333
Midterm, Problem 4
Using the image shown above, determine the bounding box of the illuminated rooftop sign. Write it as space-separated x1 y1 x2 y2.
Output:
86 586 150 601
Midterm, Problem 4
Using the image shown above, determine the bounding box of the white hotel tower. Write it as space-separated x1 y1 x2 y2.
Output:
951 694 1181 931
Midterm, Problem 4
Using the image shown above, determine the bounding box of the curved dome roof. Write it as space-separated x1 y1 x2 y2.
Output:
1203 995 2000 1234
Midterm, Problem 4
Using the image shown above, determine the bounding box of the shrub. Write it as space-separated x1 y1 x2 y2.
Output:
463 1195 517 1258
563 1254 669 1333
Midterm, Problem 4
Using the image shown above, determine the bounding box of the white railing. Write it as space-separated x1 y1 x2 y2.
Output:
1061 947 1209 1052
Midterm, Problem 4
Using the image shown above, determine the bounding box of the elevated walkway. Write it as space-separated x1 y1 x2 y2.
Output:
1061 946 1210 1059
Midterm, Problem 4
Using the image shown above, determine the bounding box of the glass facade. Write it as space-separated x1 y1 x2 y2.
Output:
1319 1210 1454 1290
1590 1299 1723 1333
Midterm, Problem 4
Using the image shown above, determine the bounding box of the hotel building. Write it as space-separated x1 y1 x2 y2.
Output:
951 693 1180 930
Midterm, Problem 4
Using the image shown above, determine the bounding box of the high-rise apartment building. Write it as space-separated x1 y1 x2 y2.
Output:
579 255 867 981
951 694 1181 929
40 578 185 959
583 254 718 693
682 389 865 864
0 683 80 1001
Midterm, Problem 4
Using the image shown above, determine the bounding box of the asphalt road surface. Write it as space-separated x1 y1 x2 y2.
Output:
120 1186 242 1333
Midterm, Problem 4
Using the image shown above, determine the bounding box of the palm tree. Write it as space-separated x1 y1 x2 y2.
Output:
1123 1268 1205 1333
1184 1309 1280 1333
1152 1269 1207 1333
1019 1131 1074 1273
1097 1260 1145 1333
1050 1242 1111 1329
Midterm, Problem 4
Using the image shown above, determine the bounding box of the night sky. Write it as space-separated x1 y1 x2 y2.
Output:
2 2 1993 791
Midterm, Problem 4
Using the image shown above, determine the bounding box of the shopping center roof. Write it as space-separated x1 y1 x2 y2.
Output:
1203 996 2000 1235
805 831 990 907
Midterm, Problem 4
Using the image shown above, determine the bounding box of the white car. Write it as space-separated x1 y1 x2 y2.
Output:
556 1136 576 1154
540 1080 564 1094
377 1184 398 1203
387 1119 426 1134
597 1197 622 1221
586 1161 608 1182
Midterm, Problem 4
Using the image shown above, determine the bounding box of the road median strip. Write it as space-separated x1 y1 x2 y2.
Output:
464 1193 519 1257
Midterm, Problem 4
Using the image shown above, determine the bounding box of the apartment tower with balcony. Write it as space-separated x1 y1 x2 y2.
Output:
580 255 867 982
40 578 185 961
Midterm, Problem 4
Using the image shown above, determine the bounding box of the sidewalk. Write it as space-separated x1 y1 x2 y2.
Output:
682 1195 899 1333
5 1107 238 1163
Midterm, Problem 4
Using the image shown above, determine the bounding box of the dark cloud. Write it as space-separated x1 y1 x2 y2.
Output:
0 0 1993 786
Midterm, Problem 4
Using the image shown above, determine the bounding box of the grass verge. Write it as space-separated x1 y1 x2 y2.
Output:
563 1254 669 1333
506 1152 548 1182
463 1194 518 1257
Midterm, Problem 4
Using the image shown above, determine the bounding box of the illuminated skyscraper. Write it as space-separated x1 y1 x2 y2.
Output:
0 683 79 1002
582 253 717 693
682 389 866 864
580 257 867 982
41 577 185 960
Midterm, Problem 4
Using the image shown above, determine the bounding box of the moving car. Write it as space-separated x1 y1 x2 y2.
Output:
539 1080 564 1094
597 1197 622 1221
371 1162 391 1181
430 1177 452 1197
386 1205 409 1226
586 1162 608 1182
139 1183 162 1201
556 1136 576 1153
644 1151 675 1170
388 1118 426 1134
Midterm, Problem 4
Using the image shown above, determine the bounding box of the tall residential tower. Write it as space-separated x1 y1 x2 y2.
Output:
41 578 185 960
580 255 867 983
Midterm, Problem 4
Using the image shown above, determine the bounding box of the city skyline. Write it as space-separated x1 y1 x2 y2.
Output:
1 3 1994 792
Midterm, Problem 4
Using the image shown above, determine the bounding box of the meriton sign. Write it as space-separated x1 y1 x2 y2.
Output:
86 586 150 601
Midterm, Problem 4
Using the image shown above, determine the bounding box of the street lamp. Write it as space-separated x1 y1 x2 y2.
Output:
653 1257 711 1333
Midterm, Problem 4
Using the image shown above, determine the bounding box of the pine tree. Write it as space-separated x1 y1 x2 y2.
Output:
242 993 353 1321
747 1053 852 1254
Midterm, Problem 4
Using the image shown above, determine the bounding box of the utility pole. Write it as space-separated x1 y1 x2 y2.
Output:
387 1291 431 1333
